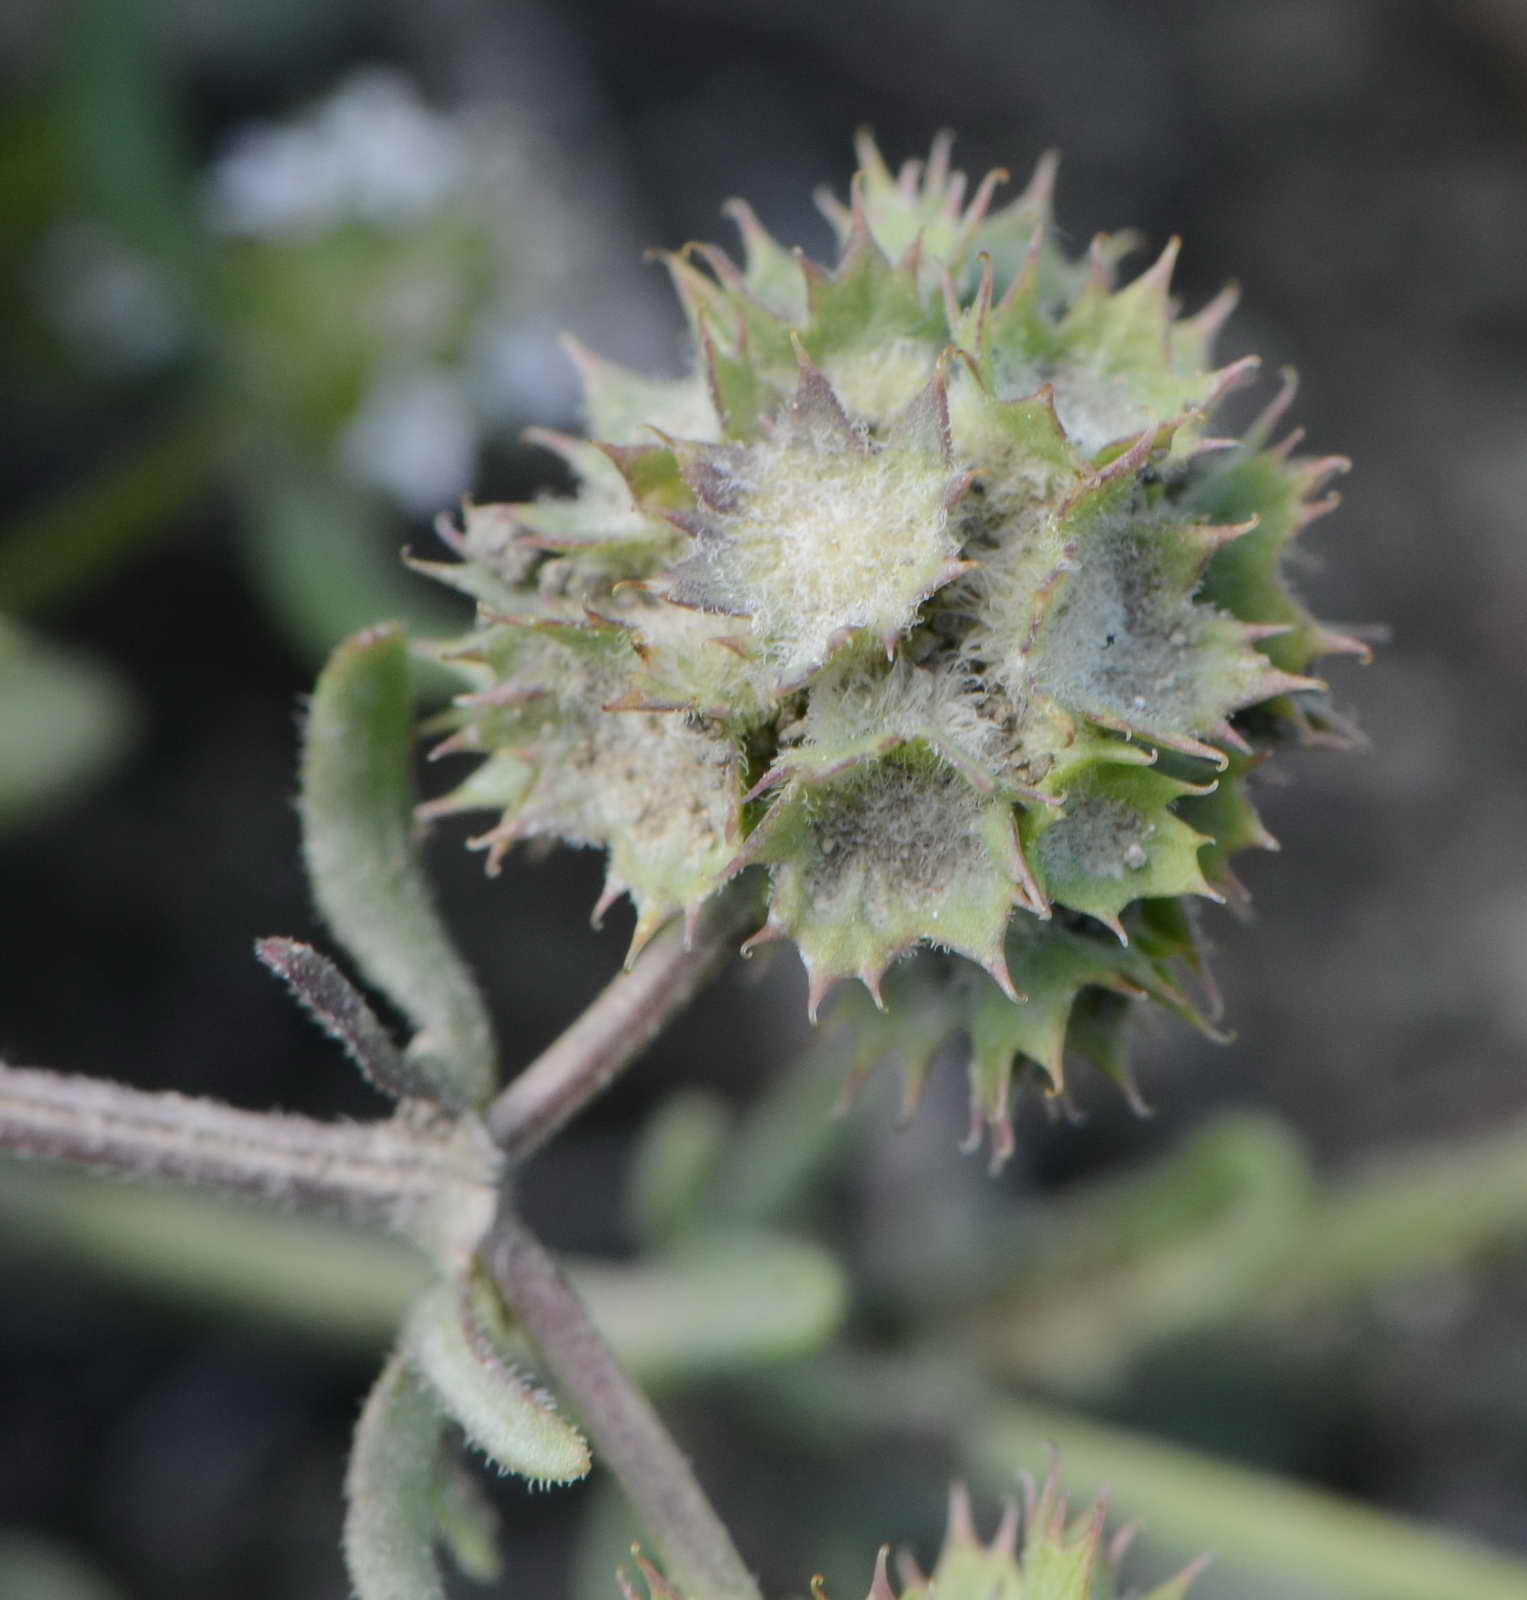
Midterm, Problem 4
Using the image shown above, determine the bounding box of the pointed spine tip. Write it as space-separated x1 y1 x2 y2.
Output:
1295 490 1343 531
1172 1551 1215 1589
859 967 888 1011
925 128 955 190
985 1113 1017 1174
739 916 788 959
432 509 467 555
1184 280 1240 351
896 1550 927 1591
1096 422 1165 486
946 1481 978 1547
897 1057 934 1126
1108 1520 1140 1569
1248 366 1299 446
895 228 924 285
1311 622 1374 663
985 951 1022 1005
590 880 622 929
806 968 841 1025
1208 353 1261 408
992 1496 1020 1557
853 125 890 184
964 164 1009 228
1137 234 1181 295
1194 513 1260 552
1297 454 1353 493
1020 148 1060 213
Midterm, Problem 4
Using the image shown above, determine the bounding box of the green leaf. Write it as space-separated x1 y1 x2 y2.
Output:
405 1277 591 1485
974 1115 1313 1396
0 1164 428 1345
0 1171 848 1378
574 1230 848 1387
301 624 497 1108
344 1351 449 1600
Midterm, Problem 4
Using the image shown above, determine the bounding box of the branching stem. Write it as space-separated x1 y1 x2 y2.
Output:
487 891 754 1162
486 1199 762 1600
0 1062 493 1229
4 894 760 1593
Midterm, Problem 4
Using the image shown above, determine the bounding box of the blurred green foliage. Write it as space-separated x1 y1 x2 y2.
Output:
0 0 646 827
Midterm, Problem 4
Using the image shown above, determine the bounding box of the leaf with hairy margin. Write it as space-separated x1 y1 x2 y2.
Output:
300 625 497 1109
405 1276 591 1485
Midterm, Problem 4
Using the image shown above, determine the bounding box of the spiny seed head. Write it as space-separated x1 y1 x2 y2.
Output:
419 133 1366 1165
854 1477 1207 1600
618 1472 1205 1600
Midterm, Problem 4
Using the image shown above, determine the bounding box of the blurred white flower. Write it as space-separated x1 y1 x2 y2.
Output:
467 311 581 424
339 369 480 514
205 69 468 237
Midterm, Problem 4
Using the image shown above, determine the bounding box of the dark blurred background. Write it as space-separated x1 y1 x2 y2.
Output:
2 1 1526 1597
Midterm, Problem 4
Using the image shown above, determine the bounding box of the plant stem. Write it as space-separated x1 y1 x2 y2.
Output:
485 1200 762 1600
487 892 754 1162
481 891 766 1592
0 1062 495 1228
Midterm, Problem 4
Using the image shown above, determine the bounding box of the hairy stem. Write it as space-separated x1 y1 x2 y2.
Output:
487 892 754 1162
486 1200 762 1600
0 1062 495 1230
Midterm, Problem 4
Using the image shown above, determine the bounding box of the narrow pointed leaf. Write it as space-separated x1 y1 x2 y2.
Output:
254 937 415 1100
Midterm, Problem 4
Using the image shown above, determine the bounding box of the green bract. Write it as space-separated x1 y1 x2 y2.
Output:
419 132 1364 1164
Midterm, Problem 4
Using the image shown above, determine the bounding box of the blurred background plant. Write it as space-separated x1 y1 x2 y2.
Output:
2 1 1526 1598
